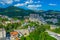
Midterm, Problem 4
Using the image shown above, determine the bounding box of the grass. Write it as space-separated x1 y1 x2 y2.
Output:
20 32 57 40
51 28 60 34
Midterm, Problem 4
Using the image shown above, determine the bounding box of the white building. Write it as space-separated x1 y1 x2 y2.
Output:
29 14 40 21
45 18 58 24
50 25 59 29
0 28 6 39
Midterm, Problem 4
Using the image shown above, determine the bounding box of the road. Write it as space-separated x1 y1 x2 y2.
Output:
46 30 60 40
0 37 6 40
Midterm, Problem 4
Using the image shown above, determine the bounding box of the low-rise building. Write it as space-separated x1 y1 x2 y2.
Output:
29 14 40 21
0 28 6 39
45 18 58 24
50 25 59 29
10 31 19 40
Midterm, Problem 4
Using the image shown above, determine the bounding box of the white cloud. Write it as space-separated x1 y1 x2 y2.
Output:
0 0 13 4
14 3 25 6
49 3 56 6
14 0 34 7
34 1 41 3
30 0 33 3
25 0 33 5
14 0 20 2
27 4 42 10
0 2 5 5
6 0 13 4
0 0 20 5
28 4 42 8
25 1 30 4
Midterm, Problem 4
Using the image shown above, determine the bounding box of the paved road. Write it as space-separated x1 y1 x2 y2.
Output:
46 30 60 40
0 37 6 40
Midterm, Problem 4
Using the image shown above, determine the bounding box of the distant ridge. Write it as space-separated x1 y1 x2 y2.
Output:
0 6 60 18
0 6 35 18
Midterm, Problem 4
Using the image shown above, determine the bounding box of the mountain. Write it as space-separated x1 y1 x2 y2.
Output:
0 6 60 19
0 6 35 18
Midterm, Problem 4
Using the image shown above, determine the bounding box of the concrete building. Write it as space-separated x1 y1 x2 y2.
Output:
0 28 6 40
10 31 19 40
50 25 59 29
45 18 58 24
29 14 40 21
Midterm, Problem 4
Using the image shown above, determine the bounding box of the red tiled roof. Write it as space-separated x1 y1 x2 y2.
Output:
10 31 18 36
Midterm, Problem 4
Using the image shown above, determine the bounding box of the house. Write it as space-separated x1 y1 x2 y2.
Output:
50 25 59 29
25 19 29 22
5 21 11 24
29 14 40 21
0 28 6 39
10 31 19 40
24 16 29 19
45 18 58 24
15 29 29 37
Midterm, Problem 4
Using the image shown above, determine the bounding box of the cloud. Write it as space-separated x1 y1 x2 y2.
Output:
6 0 13 4
0 2 5 5
25 0 33 4
0 0 13 4
14 0 34 7
27 4 42 10
14 0 20 2
30 0 33 3
28 4 42 8
49 3 56 6
34 1 41 3
14 3 25 6
25 1 30 4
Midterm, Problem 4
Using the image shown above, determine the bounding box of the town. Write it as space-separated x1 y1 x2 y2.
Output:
0 0 60 40
0 13 60 40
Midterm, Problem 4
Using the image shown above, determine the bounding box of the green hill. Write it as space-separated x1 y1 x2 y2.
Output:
0 6 35 18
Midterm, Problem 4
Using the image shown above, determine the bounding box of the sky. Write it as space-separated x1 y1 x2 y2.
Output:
0 0 60 10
